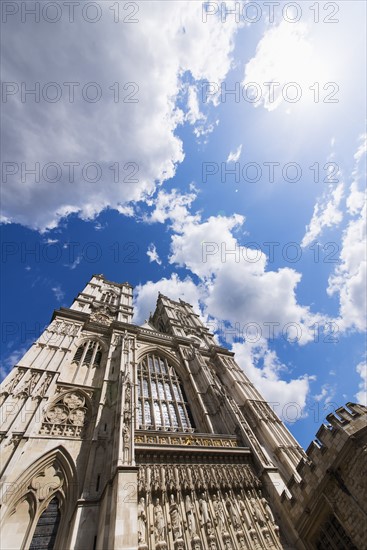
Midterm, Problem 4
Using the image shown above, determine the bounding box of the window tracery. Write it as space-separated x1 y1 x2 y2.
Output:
40 391 89 437
101 291 117 306
137 354 195 432
72 340 102 367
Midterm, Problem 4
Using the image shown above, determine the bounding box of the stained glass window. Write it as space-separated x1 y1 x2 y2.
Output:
29 497 61 550
137 353 195 432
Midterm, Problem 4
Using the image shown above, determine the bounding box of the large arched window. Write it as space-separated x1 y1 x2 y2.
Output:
137 353 195 432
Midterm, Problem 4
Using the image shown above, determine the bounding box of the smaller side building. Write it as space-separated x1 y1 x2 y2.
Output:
282 402 367 549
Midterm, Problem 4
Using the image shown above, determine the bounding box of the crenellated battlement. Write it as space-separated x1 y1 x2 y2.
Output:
280 402 367 547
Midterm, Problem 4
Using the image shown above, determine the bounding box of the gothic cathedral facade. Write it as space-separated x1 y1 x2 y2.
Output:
0 275 366 549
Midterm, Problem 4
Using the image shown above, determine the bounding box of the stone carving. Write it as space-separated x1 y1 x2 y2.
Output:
30 464 63 501
40 391 89 437
153 498 165 542
47 320 79 337
222 534 233 549
224 493 241 531
212 493 226 533
236 494 252 530
36 373 53 398
248 490 266 527
262 528 276 548
185 494 197 538
14 371 41 398
1 368 26 395
90 311 112 326
199 492 210 524
249 527 262 550
169 494 183 541
237 533 248 550
122 380 132 463
258 490 280 536
138 497 147 544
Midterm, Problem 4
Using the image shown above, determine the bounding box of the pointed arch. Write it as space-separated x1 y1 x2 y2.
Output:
135 345 186 380
0 446 78 550
136 351 195 433
71 336 107 368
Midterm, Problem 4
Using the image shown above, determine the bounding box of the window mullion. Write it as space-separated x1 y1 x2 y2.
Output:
79 342 89 365
147 362 156 430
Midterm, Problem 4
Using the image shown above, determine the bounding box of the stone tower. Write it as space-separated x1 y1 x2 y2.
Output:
0 274 365 550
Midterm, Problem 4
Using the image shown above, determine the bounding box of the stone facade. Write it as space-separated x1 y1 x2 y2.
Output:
0 274 365 549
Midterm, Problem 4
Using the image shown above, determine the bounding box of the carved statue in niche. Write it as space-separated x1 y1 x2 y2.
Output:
262 529 275 548
212 493 226 533
258 490 279 534
247 490 266 527
151 465 161 492
249 527 262 550
123 423 130 460
237 534 247 550
206 520 215 537
222 535 233 550
236 494 252 530
166 466 175 492
138 467 146 494
169 494 183 541
224 493 241 531
185 494 197 538
138 497 147 544
153 497 165 542
199 492 210 524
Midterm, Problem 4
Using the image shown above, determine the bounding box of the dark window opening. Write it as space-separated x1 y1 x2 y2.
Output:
29 497 61 550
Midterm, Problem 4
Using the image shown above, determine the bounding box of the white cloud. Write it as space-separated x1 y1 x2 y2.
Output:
2 2 238 231
232 341 313 421
243 20 330 111
133 274 203 325
51 285 65 302
185 85 205 125
347 134 366 215
327 136 367 332
313 383 336 404
145 188 199 231
147 243 162 265
0 347 29 381
166 196 323 344
355 360 367 406
301 181 344 248
133 188 331 407
327 203 366 331
170 213 246 278
227 144 242 163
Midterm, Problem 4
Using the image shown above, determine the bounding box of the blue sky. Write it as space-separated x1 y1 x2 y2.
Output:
1 1 366 448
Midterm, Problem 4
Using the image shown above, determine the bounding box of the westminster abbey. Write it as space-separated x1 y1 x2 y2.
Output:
0 275 366 549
